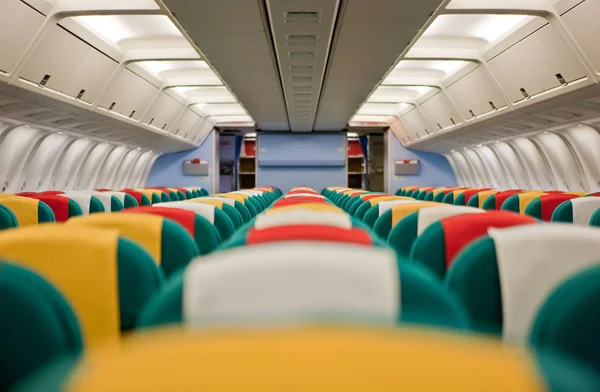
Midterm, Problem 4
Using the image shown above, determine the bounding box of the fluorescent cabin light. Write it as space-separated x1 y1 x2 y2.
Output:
73 15 179 45
202 103 247 116
137 60 209 77
423 14 533 44
350 115 391 124
395 60 467 75
173 86 237 103
357 103 405 116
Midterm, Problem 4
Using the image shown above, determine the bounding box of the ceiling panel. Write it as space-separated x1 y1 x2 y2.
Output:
266 0 342 131
163 0 289 130
314 0 443 131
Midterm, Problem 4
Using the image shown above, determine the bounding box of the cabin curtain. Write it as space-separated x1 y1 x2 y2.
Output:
359 135 369 190
234 135 244 190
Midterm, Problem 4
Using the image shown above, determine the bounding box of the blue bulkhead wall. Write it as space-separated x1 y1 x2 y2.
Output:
256 133 347 193
387 131 456 193
145 130 454 194
147 130 218 194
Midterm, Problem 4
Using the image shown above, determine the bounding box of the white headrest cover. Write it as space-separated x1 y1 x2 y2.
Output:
417 206 484 235
106 191 128 205
254 210 352 230
377 200 416 216
197 197 236 207
153 202 215 224
59 193 91 215
85 191 112 213
571 197 600 226
183 242 399 325
234 190 263 196
284 193 325 199
490 224 600 344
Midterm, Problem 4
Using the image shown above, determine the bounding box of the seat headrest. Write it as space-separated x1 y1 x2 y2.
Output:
0 225 121 347
267 203 342 215
571 197 600 225
246 225 374 246
417 206 485 235
254 210 352 230
490 224 600 343
32 326 592 392
183 242 398 325
154 202 215 224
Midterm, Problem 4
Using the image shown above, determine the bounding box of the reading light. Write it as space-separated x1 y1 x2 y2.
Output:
348 132 359 137
477 144 482 147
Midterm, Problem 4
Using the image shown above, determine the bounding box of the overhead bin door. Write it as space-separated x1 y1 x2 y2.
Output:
420 92 462 131
0 0 45 75
400 108 430 142
19 25 118 103
99 69 158 121
562 0 600 74
447 67 508 118
488 24 587 103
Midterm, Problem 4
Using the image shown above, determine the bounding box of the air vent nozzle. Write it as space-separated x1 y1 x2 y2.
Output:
287 35 318 46
291 65 314 74
285 11 320 23
289 51 316 59
291 76 313 82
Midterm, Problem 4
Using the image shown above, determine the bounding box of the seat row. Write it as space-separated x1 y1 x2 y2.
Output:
321 186 600 372
2 185 600 390
394 186 600 225
0 187 208 228
0 186 283 390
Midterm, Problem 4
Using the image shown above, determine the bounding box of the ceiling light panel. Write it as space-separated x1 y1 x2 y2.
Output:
395 60 468 74
357 103 406 116
212 115 256 125
136 60 209 77
382 59 468 85
368 86 434 102
350 115 392 123
72 15 181 46
198 103 247 116
172 87 237 103
411 14 535 51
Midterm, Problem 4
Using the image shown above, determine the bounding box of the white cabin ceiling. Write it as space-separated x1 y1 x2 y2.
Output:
163 0 443 132
4 0 599 143
161 0 289 130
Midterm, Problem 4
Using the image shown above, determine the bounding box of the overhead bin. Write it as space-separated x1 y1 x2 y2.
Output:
0 0 45 75
562 0 600 74
170 109 204 140
400 108 430 142
142 92 185 131
19 25 118 103
446 67 508 119
99 69 158 120
487 24 587 104
420 92 462 131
